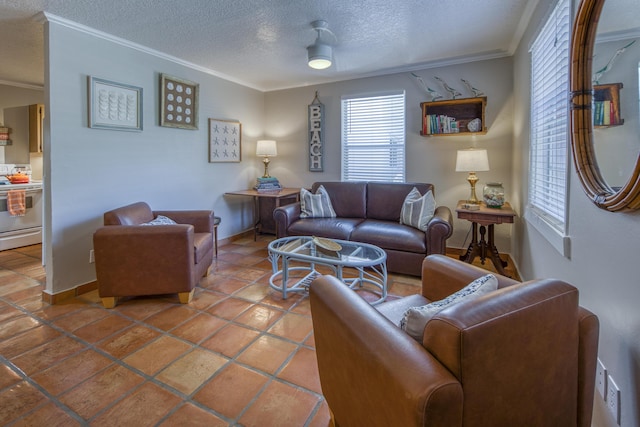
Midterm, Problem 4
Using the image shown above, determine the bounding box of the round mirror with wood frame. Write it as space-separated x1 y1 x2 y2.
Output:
570 0 640 211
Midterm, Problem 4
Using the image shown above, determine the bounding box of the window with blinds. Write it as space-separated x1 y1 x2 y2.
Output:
341 92 405 182
528 0 570 234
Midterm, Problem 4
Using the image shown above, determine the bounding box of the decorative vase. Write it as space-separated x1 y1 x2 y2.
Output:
483 182 505 208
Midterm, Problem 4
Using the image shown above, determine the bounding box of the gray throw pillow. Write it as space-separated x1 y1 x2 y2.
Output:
300 185 336 218
400 274 498 341
400 187 435 231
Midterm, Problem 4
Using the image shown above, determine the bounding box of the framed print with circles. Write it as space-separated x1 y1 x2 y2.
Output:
160 74 199 129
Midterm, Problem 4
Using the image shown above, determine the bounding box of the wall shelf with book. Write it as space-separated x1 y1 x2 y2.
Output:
593 83 623 128
420 97 487 136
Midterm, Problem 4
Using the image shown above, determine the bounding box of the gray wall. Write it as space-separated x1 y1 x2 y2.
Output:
513 0 640 425
44 20 265 294
264 57 515 252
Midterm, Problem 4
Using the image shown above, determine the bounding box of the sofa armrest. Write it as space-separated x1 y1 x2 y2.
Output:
154 210 214 233
310 275 463 427
425 206 453 255
93 225 195 295
273 202 301 238
421 254 519 301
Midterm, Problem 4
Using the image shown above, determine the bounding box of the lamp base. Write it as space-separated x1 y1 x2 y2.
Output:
262 158 271 178
466 172 481 204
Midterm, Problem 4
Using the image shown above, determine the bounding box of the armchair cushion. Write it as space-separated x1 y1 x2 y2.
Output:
400 273 498 341
400 187 436 231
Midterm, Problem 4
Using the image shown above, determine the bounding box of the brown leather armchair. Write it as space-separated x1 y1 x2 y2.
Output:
93 202 214 308
310 255 599 427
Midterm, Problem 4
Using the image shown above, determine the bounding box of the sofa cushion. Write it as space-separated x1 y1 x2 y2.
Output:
141 215 178 226
400 188 435 231
367 182 434 221
288 218 363 241
351 219 426 253
312 182 367 218
300 185 336 218
400 274 498 341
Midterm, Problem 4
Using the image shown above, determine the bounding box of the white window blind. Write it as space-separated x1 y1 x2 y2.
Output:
529 0 570 231
341 92 405 182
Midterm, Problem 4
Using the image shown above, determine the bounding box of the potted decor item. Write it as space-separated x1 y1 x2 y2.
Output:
483 182 505 208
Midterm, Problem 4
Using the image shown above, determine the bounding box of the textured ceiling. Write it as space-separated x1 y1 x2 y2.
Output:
0 0 549 92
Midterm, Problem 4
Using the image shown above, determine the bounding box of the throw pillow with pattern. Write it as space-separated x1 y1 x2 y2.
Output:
400 274 498 341
140 215 177 226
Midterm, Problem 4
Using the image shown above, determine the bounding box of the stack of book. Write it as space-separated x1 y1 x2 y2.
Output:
0 126 11 146
254 177 282 193
423 115 459 135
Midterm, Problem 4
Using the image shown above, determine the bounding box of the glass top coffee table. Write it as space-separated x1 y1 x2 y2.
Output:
267 236 388 305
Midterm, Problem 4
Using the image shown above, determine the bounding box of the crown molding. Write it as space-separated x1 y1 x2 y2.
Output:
0 79 44 91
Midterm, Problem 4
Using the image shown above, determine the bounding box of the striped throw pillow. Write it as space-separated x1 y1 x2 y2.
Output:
400 187 435 231
300 185 336 218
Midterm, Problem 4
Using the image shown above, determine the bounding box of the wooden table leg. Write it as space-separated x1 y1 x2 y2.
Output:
486 224 509 276
478 225 488 264
253 196 259 241
460 222 481 264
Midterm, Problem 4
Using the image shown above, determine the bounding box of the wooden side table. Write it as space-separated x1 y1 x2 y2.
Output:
455 200 516 277
225 188 300 239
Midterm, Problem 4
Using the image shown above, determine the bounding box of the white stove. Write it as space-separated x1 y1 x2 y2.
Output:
0 164 43 251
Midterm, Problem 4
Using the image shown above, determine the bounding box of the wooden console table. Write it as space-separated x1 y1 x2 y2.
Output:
225 188 300 240
455 200 516 277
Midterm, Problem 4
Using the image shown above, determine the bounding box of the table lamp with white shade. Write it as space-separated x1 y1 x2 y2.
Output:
256 140 277 178
456 148 489 204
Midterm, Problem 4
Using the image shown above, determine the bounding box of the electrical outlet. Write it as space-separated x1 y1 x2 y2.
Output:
596 358 607 399
89 249 95 263
607 374 620 425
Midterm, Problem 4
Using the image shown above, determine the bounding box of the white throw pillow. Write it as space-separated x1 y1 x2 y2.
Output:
400 274 498 341
140 215 177 226
400 187 436 231
300 185 337 218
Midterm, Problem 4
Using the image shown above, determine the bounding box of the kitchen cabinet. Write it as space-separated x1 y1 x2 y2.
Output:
29 104 44 153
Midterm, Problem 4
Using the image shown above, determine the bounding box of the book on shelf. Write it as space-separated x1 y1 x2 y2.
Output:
593 100 616 126
423 114 459 134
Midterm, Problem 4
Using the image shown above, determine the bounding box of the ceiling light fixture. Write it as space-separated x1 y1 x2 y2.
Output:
307 20 334 70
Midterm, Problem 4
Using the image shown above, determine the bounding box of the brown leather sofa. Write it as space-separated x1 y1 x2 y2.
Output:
273 182 453 276
93 202 214 308
310 255 599 427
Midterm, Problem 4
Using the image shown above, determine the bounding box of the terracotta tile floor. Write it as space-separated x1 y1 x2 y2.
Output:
0 237 426 426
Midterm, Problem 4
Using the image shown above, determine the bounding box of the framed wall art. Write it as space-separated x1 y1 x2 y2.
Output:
88 76 143 131
160 74 199 129
209 119 241 162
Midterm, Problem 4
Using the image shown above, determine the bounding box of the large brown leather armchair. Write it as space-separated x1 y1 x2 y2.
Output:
93 202 214 308
310 255 599 427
